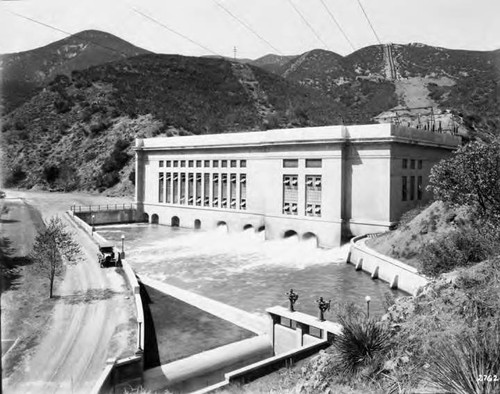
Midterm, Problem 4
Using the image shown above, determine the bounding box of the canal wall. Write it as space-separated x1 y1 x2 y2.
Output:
66 212 146 393
348 234 428 295
74 208 143 226
144 336 273 393
140 277 267 335
191 306 340 394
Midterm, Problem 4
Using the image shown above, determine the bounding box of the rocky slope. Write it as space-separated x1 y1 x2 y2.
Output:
1 53 348 192
260 43 499 135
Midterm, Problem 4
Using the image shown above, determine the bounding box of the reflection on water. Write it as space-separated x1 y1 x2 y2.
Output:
98 224 404 317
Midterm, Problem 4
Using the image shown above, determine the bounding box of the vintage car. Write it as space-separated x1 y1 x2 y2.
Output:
97 242 121 268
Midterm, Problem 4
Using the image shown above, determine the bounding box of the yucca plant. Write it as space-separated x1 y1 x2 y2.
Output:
334 313 392 377
425 323 500 394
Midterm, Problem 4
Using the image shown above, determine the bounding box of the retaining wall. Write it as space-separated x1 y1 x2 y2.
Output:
348 234 428 295
144 335 273 393
192 339 330 394
75 209 142 226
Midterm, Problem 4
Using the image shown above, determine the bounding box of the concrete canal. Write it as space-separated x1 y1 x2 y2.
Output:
98 223 405 318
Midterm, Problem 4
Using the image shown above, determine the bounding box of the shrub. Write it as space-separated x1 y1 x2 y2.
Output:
96 171 120 188
396 204 427 230
420 228 491 277
54 99 73 114
329 302 393 380
425 323 500 394
335 314 392 377
89 119 110 135
43 165 60 184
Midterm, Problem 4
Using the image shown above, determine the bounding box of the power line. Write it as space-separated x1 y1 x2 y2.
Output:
133 7 222 57
212 0 283 55
318 0 356 52
356 0 382 45
286 0 330 50
6 10 130 58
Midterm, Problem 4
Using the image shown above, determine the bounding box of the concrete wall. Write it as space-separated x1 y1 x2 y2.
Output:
144 335 273 393
348 235 428 295
267 306 342 355
389 143 454 221
75 209 143 225
274 325 298 355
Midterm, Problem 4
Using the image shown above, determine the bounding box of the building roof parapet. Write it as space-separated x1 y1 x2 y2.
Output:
135 124 460 151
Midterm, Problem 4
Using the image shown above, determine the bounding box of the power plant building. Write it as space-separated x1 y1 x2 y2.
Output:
134 124 460 248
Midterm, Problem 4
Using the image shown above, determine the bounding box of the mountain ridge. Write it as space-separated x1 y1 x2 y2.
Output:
1 30 498 194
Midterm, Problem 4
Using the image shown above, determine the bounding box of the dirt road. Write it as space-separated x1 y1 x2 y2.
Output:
2 190 136 394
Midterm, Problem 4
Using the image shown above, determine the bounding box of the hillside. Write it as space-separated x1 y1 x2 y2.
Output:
0 30 150 113
260 43 499 136
249 54 299 75
1 53 351 192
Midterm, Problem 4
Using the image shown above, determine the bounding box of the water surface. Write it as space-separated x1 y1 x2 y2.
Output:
98 224 404 318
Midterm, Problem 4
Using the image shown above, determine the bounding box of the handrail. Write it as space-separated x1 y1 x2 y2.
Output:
70 203 137 212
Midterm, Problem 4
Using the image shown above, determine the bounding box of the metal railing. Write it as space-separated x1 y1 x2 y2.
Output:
70 203 137 213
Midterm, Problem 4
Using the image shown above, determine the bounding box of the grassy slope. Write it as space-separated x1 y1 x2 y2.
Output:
366 201 471 269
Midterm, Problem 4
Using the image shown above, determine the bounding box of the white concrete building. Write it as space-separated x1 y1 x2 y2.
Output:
134 124 460 248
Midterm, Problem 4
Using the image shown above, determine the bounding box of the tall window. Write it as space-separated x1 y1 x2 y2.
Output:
402 159 408 169
410 159 415 169
240 174 247 210
173 173 179 204
212 174 219 207
283 175 299 215
204 174 210 206
166 173 172 203
410 176 415 200
196 173 202 206
158 173 164 203
221 173 228 208
402 176 407 201
188 173 194 205
417 176 423 200
418 160 423 170
305 175 322 217
230 174 237 209
180 173 186 204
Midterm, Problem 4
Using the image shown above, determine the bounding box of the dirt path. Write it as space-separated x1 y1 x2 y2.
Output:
2 190 136 394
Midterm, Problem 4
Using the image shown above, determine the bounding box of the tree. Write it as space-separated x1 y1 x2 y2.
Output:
30 217 81 298
428 139 500 224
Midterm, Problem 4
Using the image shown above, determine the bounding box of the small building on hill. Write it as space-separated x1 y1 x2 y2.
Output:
134 124 460 248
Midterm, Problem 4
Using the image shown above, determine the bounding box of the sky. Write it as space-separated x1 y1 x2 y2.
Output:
0 0 499 59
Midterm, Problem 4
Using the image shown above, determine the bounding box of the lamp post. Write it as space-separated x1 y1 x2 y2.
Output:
365 295 371 319
92 215 95 234
72 203 76 216
121 234 125 259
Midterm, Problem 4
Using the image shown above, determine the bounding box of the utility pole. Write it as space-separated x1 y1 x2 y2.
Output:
233 46 237 60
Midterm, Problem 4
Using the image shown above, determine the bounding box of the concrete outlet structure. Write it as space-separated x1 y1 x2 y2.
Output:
134 124 460 247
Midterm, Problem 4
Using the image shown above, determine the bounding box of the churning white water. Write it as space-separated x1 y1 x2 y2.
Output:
98 224 403 316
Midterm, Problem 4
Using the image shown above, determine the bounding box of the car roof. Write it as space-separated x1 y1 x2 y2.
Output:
99 242 114 248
